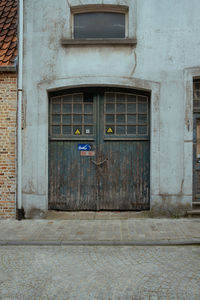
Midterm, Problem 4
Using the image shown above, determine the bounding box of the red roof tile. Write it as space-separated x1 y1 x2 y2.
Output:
0 0 17 66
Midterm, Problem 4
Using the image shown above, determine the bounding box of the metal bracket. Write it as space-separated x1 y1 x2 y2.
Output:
91 159 108 166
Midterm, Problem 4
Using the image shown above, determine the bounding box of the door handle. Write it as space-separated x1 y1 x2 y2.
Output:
91 159 108 166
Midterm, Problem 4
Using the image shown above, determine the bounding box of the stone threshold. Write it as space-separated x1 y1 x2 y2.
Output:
46 210 150 220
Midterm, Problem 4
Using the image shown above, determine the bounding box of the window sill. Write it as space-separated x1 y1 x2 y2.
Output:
61 38 137 47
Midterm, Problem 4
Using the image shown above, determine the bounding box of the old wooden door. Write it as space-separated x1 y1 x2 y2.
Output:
49 89 150 210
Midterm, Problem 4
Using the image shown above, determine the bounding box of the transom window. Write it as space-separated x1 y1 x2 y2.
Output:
74 12 126 39
49 91 149 138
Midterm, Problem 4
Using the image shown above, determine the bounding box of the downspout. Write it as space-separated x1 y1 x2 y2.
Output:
17 0 24 219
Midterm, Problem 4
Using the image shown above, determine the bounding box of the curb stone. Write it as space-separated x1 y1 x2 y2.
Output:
0 240 200 246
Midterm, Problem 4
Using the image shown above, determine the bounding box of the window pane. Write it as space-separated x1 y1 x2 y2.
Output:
116 115 125 124
127 95 136 102
52 115 61 124
73 104 82 113
73 94 82 102
106 104 115 113
116 104 125 113
138 103 147 113
52 126 61 134
63 126 71 134
73 115 82 124
127 103 136 113
84 104 93 113
116 93 125 102
63 95 72 102
84 115 93 124
74 12 125 39
116 126 125 134
106 115 115 124
52 104 61 113
138 114 147 124
138 126 147 135
63 115 71 124
106 93 115 102
138 96 147 102
63 104 72 113
127 126 136 134
127 115 136 124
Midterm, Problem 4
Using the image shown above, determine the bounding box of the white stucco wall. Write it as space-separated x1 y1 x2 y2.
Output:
22 0 200 214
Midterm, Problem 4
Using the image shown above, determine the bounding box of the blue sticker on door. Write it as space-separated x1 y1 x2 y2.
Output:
78 144 91 151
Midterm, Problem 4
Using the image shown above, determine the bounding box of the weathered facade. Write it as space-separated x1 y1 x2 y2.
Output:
0 0 17 218
21 0 200 217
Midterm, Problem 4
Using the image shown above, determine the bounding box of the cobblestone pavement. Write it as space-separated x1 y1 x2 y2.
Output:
0 246 200 300
0 218 200 244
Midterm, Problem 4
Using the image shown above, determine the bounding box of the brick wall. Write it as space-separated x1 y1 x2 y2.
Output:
0 72 17 218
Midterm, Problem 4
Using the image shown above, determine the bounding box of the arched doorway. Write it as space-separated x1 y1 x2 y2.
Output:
48 87 150 210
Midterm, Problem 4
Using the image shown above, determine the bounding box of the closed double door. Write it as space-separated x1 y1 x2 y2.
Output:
49 89 150 210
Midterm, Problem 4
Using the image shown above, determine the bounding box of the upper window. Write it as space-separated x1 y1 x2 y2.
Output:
74 12 125 39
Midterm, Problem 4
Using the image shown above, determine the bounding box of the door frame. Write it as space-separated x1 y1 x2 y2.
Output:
22 76 161 214
48 85 153 211
184 69 200 207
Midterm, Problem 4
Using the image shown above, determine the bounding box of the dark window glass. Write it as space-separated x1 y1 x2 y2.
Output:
52 126 61 135
63 95 72 102
63 115 71 124
84 104 93 113
127 115 136 124
127 95 136 102
116 104 125 113
84 115 93 124
52 115 61 124
73 115 82 124
106 93 115 102
116 93 125 102
52 104 61 113
73 104 82 113
73 94 82 102
74 12 125 39
138 114 147 124
106 104 115 113
127 126 136 134
138 103 147 113
138 126 147 135
127 103 136 113
106 115 115 124
116 115 125 124
116 126 125 134
63 104 72 113
63 126 71 134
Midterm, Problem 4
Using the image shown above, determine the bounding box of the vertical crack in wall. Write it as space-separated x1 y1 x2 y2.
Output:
130 48 137 77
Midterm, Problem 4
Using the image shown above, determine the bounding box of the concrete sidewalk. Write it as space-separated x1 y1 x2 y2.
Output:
0 214 200 245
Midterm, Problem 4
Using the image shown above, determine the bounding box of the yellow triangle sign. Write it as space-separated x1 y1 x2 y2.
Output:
107 127 113 133
75 129 81 135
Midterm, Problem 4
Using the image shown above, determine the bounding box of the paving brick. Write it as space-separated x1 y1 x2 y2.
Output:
0 245 200 299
